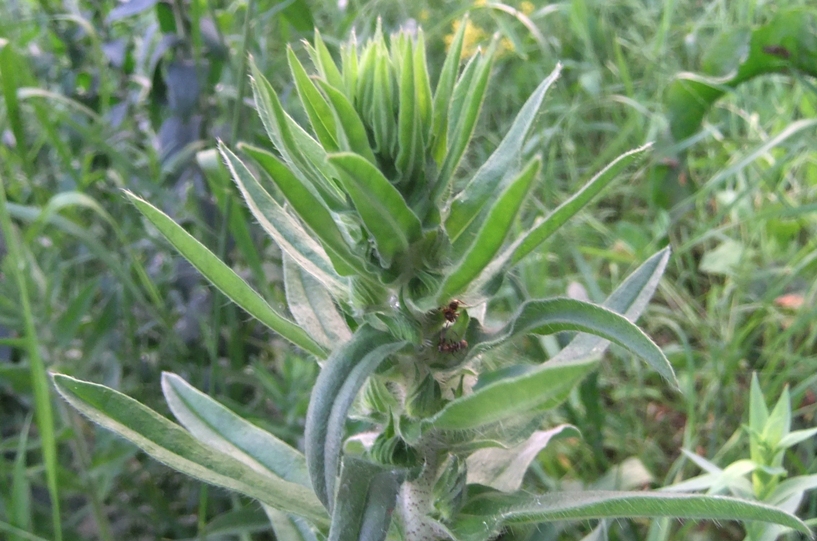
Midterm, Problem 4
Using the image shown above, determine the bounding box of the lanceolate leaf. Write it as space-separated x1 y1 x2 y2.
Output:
425 295 673 432
309 29 344 93
231 144 374 280
423 356 597 432
546 247 671 367
283 254 352 350
316 79 376 164
264 506 320 541
436 40 497 197
369 31 396 155
161 372 310 487
428 249 672 432
305 326 406 510
511 143 652 265
451 490 812 541
328 458 406 541
445 64 562 243
288 47 339 151
395 35 424 184
466 425 580 492
262 504 323 541
341 33 358 100
225 143 347 298
439 156 540 302
249 58 346 210
125 192 326 358
431 15 467 164
52 375 329 527
328 152 422 266
476 298 675 384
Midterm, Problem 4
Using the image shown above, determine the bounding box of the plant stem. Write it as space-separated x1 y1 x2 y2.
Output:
396 443 447 541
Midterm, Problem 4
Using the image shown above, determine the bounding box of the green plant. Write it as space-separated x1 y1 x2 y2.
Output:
652 7 817 207
651 373 817 540
51 20 812 541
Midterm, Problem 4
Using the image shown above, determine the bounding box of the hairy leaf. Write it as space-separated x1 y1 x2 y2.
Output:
328 152 422 267
53 375 328 526
305 326 406 510
161 372 310 487
452 490 811 541
125 191 326 358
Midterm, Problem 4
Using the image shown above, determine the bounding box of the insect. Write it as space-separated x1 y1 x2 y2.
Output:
441 299 465 326
438 336 468 354
763 45 791 59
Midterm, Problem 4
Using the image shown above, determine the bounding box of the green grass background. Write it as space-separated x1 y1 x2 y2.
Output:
0 0 815 539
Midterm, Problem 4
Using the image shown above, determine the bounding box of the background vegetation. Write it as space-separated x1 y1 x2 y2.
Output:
1 0 815 539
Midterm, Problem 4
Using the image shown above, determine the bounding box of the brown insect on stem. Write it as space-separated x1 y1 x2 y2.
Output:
438 336 468 354
440 299 465 326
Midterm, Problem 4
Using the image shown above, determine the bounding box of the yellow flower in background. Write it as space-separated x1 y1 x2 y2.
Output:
520 1 535 16
444 19 489 58
444 19 517 59
418 8 429 22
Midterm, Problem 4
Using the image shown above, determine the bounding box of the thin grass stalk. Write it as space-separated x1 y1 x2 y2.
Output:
0 174 62 541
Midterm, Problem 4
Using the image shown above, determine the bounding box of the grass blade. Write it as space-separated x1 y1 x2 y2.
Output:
0 175 62 541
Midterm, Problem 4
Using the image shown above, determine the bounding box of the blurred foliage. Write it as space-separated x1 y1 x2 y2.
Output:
1 0 816 540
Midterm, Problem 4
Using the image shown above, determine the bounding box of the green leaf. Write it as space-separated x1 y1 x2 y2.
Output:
445 64 561 242
452 490 812 541
309 29 344 92
161 372 310 487
466 425 580 492
425 249 673 432
315 79 376 164
395 35 424 184
304 326 406 510
511 143 652 264
424 356 596 432
229 143 374 281
764 384 792 447
368 29 396 155
0 39 29 174
226 143 347 299
665 9 817 143
288 47 339 151
125 191 326 358
197 505 273 539
413 31 433 141
249 58 346 210
52 374 329 526
283 254 352 350
439 156 540 302
435 40 497 198
263 506 320 541
546 247 671 368
430 15 467 164
341 33 359 100
749 373 769 442
475 298 675 385
328 152 423 267
328 457 406 541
